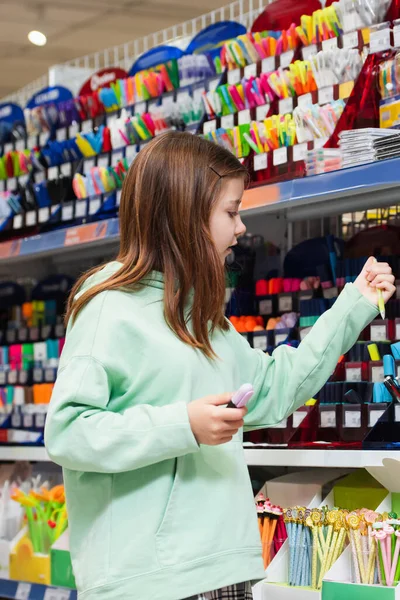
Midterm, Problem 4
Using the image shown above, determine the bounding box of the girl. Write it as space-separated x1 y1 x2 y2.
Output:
45 132 395 600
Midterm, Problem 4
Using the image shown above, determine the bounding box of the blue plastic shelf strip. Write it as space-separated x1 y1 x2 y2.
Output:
0 579 76 600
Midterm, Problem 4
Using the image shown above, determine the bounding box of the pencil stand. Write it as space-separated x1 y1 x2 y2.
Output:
351 546 382 587
363 402 400 450
288 536 313 588
9 527 51 585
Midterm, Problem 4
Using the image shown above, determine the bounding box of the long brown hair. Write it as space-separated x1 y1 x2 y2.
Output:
65 131 247 357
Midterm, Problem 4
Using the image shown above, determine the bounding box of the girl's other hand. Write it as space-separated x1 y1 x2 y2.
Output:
187 393 247 446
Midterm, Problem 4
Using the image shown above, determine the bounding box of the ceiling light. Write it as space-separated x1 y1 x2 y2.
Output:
28 30 47 46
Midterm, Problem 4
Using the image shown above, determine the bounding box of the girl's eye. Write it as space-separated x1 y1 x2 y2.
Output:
228 211 239 218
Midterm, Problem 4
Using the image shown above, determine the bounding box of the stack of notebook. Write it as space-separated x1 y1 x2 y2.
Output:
339 128 400 168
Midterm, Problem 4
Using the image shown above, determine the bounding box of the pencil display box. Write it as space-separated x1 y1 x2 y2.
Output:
51 529 76 589
9 526 51 585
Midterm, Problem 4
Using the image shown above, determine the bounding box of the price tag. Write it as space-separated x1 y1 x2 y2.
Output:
256 104 270 121
69 123 79 138
36 413 46 428
107 113 119 126
322 37 338 51
271 418 287 429
208 77 220 92
244 63 257 79
83 158 96 174
279 295 292 312
292 411 306 428
314 137 328 149
61 204 74 221
15 139 25 151
48 166 58 181
56 127 67 142
23 413 34 428
370 26 391 54
0 180 4 192
125 145 137 164
203 120 217 134
396 322 400 341
300 327 312 340
343 30 359 48
55 324 65 338
320 410 336 428
134 101 146 115
395 405 400 423
238 109 251 125
29 327 39 341
16 582 31 600
259 299 273 315
253 153 268 171
253 335 267 350
19 175 29 187
33 368 44 382
26 210 37 227
344 410 361 428
116 189 122 207
221 114 235 130
369 410 385 428
193 87 205 102
89 197 101 215
0 372 6 385
27 135 37 150
81 119 92 133
8 370 17 385
19 370 29 385
176 91 190 104
280 50 294 69
262 57 276 73
41 325 52 339
372 366 384 383
293 143 308 162
7 177 17 191
38 207 50 223
61 162 72 177
18 328 28 342
228 68 241 85
45 368 55 382
346 367 362 382
297 93 313 109
40 132 49 146
44 588 71 600
279 97 293 115
35 171 46 184
370 324 387 342
302 44 318 60
75 200 87 218
394 24 400 48
3 142 13 153
273 147 288 166
6 330 16 343
97 155 109 168
275 333 287 345
318 86 334 105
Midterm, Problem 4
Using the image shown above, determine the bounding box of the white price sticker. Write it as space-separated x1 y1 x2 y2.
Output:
61 162 72 177
346 367 362 382
271 418 287 429
256 104 270 121
370 27 391 54
4 142 13 153
33 368 44 382
238 109 251 125
15 139 25 151
42 325 52 339
203 120 217 134
343 31 359 49
134 102 146 115
81 120 92 133
48 166 58 181
125 145 137 164
262 57 275 73
208 78 220 92
16 582 31 600
293 143 308 162
39 132 48 146
6 330 16 343
55 324 65 338
18 328 28 342
7 177 17 190
97 155 109 168
253 153 268 171
38 207 50 223
61 204 74 221
275 333 287 345
35 171 45 184
320 410 336 428
280 50 294 69
314 137 328 149
297 93 313 109
372 366 384 383
279 295 292 312
19 370 29 384
75 200 87 218
26 210 37 227
344 410 361 428
244 63 257 79
13 214 23 230
27 135 37 150
318 86 334 105
83 159 95 174
221 114 235 130
18 175 29 187
302 44 318 61
116 189 122 206
369 410 385 428
300 327 312 340
279 97 293 115
36 413 46 428
292 411 306 428
0 372 5 385
193 87 205 102
89 197 101 215
322 37 338 51
8 370 17 385
370 324 387 342
273 146 288 166
69 123 79 138
228 68 241 85
23 414 34 428
396 323 400 341
45 368 55 382
56 127 67 142
394 24 400 48
44 588 71 600
0 180 4 192
395 405 400 423
259 299 273 315
253 335 267 350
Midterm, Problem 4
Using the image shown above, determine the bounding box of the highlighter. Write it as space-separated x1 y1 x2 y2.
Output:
227 383 254 409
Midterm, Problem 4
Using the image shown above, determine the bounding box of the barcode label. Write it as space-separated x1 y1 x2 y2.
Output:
16 582 31 600
344 410 361 428
369 410 385 428
346 367 362 382
320 410 336 428
221 114 235 130
253 335 267 350
370 324 387 341
43 589 71 600
292 411 306 428
227 68 241 85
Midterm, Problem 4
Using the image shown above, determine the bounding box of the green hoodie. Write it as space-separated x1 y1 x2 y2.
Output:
45 262 378 600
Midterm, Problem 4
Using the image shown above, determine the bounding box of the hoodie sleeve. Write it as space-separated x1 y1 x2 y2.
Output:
237 284 379 430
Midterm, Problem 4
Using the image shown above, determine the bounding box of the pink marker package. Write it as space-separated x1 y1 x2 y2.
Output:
227 383 254 409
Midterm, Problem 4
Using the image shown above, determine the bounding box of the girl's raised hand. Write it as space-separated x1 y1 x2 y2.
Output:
354 257 395 305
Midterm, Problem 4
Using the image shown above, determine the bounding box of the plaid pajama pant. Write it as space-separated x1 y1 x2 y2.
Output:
183 581 253 600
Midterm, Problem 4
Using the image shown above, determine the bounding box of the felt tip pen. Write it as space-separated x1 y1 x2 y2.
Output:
227 383 254 408
383 376 400 403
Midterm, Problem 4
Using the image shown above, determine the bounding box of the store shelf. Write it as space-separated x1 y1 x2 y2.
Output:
0 579 76 599
242 158 400 221
0 447 49 462
244 448 400 468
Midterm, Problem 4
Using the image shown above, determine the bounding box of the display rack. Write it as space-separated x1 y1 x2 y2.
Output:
0 579 76 600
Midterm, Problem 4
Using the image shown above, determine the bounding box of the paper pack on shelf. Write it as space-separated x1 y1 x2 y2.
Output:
9 526 50 585
51 529 75 589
